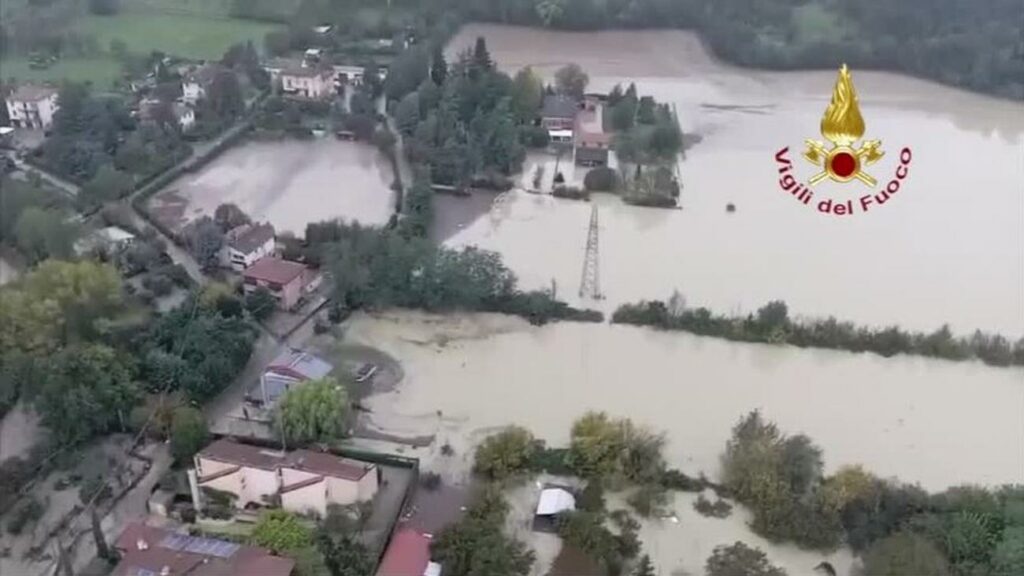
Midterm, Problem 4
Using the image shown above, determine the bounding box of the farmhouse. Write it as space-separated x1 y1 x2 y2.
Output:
139 98 195 131
113 521 295 576
541 94 578 135
5 84 59 130
192 439 379 516
242 257 321 310
220 222 275 271
574 99 611 167
182 63 223 104
376 528 443 576
260 349 333 405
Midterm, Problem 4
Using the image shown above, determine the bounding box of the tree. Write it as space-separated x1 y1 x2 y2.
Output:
35 344 139 444
632 554 655 576
395 92 421 136
318 530 373 576
244 287 277 321
213 203 251 232
863 532 951 576
0 260 124 354
14 207 78 263
993 527 1024 576
473 426 537 480
431 485 534 576
251 510 313 553
188 216 224 271
169 406 208 463
276 377 349 446
431 44 447 86
705 542 787 576
209 70 245 119
535 0 565 26
510 67 543 121
472 37 492 72
82 164 133 205
555 63 589 100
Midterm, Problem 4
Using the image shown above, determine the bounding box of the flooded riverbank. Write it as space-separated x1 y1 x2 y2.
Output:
350 311 1023 492
443 25 1024 335
149 137 395 235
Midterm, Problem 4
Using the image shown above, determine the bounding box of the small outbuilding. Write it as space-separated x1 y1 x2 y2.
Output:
533 486 576 532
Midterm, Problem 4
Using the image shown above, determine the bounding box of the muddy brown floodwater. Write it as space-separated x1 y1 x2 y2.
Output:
444 25 1024 335
149 138 395 235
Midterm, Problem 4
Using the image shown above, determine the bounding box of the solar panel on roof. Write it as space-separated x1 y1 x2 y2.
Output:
211 541 240 558
159 533 190 551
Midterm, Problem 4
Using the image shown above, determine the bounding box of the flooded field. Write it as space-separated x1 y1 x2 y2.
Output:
348 310 1023 573
149 137 395 235
444 25 1024 335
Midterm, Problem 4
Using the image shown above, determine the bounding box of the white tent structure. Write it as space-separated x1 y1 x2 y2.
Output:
536 487 576 516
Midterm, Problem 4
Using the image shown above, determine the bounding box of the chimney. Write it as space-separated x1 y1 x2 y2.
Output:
187 468 204 514
136 538 149 551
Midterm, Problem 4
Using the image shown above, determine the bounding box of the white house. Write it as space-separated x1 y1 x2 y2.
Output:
280 66 335 99
181 63 221 104
5 85 59 130
220 222 275 271
192 439 379 517
174 102 196 131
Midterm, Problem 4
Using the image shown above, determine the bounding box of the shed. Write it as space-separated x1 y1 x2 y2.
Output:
536 487 576 516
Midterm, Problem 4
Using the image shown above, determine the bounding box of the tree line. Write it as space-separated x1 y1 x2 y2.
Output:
434 0 1024 100
721 410 1024 576
612 297 1024 368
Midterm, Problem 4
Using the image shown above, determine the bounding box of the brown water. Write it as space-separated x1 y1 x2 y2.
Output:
445 25 1024 335
349 310 1021 575
149 138 395 235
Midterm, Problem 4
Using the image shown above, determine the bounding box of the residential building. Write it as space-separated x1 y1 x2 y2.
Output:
376 528 443 576
182 63 222 104
280 66 335 99
540 94 578 133
113 521 295 576
242 257 320 310
533 486 576 532
139 98 195 131
5 85 59 130
574 100 611 167
75 226 136 256
220 222 275 271
260 349 333 405
332 64 366 85
264 58 304 83
193 439 379 516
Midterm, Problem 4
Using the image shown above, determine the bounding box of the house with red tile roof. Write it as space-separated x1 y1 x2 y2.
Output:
376 527 442 576
242 256 321 310
193 439 378 517
112 521 295 576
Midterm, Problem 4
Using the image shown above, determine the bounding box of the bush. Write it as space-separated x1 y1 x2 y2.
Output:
79 476 112 505
6 497 44 535
694 494 733 518
420 472 442 491
244 287 277 320
627 484 670 518
521 125 550 148
527 447 573 476
143 273 174 296
583 167 620 192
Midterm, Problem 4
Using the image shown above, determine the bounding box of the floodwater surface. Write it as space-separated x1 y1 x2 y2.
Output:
444 25 1024 335
149 138 395 235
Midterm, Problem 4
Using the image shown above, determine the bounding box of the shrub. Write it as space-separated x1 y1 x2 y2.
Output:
627 484 670 518
6 497 44 535
79 476 112 505
583 167 620 192
694 494 733 518
143 273 174 296
552 185 589 200
420 472 442 491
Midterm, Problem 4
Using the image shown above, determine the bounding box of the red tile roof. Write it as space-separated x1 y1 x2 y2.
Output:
113 522 294 576
243 257 307 285
376 528 432 576
198 439 373 481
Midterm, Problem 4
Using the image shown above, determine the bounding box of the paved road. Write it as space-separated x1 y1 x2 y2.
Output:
4 152 80 197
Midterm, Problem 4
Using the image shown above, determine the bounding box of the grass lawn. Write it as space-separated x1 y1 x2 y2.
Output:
0 56 123 89
73 13 282 61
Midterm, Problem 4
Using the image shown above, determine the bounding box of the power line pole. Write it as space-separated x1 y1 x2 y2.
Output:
579 205 602 299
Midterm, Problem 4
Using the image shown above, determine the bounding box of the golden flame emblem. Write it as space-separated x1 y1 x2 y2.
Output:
803 64 883 186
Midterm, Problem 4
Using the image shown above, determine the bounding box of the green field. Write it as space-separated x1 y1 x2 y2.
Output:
0 57 123 88
74 13 281 61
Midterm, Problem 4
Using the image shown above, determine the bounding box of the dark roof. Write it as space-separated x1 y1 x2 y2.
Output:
575 146 609 163
226 223 275 254
541 95 578 120
113 522 294 576
243 257 307 285
186 63 224 86
375 528 432 576
198 439 373 481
